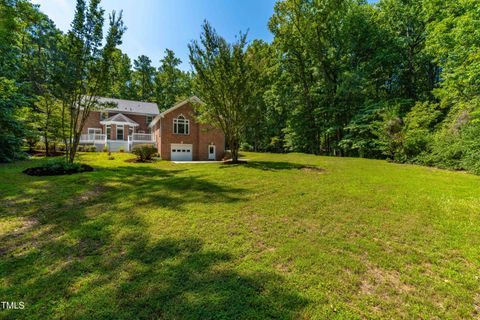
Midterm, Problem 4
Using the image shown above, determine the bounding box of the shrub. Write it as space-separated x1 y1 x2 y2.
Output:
132 144 157 162
103 144 108 152
23 159 93 176
35 141 46 151
87 145 97 152
119 146 125 153
240 142 253 151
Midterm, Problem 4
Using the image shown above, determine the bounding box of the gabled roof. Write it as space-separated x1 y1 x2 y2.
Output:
94 97 160 115
149 96 203 128
100 113 139 127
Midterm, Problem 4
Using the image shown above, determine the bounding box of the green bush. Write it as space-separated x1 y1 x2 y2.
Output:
44 159 82 171
35 141 46 151
401 102 443 160
240 142 253 151
87 145 97 152
103 144 108 152
22 158 93 176
132 144 157 162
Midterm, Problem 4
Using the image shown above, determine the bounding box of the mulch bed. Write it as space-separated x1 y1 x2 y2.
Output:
27 150 65 157
23 164 94 176
25 150 65 157
124 158 154 163
222 159 248 164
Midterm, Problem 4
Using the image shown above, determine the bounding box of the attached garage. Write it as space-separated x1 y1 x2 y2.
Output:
170 144 193 161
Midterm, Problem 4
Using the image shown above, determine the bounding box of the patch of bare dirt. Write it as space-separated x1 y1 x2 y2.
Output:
360 262 415 298
299 165 324 173
77 185 108 203
0 217 39 256
275 262 292 274
474 291 480 318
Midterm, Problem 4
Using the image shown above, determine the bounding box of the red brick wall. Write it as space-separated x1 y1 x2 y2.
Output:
81 111 103 134
81 111 154 137
154 102 225 160
198 125 225 160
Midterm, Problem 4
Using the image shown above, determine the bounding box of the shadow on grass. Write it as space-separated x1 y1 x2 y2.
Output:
0 164 307 319
222 161 321 172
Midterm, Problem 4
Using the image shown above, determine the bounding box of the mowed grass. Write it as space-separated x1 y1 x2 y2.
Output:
0 152 479 319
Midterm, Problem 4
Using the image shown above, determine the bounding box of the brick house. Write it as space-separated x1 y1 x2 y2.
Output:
79 96 225 161
149 96 225 161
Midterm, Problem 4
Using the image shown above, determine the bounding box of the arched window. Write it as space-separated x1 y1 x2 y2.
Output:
173 115 189 135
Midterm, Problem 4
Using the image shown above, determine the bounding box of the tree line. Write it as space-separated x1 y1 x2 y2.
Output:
0 0 191 162
1 0 480 172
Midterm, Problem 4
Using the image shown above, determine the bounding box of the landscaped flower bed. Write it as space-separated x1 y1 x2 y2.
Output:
23 160 93 176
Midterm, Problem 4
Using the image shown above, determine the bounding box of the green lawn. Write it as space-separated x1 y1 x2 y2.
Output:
1 152 479 319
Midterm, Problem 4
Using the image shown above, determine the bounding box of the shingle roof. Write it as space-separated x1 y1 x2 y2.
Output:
95 97 159 115
149 96 203 127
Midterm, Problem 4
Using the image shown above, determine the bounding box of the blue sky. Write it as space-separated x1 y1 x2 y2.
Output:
32 0 377 71
31 0 277 71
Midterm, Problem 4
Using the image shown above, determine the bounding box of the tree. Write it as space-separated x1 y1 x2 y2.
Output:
189 21 254 163
0 1 24 161
31 94 63 154
59 0 125 163
422 0 480 172
0 0 60 160
155 49 191 111
107 49 135 99
19 7 63 155
0 78 26 162
376 0 436 106
133 54 155 101
243 40 287 152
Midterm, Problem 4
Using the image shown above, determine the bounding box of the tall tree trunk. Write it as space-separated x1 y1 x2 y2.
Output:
229 137 239 163
44 133 49 156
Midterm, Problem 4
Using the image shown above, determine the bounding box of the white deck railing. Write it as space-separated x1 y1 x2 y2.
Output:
128 133 155 142
79 133 154 146
80 134 106 143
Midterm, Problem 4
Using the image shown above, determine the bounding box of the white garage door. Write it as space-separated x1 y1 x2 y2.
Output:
171 144 193 161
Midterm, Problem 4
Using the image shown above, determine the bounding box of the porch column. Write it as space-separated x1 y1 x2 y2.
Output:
111 124 116 140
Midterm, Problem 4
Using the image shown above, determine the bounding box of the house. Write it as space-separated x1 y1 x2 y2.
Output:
79 96 225 161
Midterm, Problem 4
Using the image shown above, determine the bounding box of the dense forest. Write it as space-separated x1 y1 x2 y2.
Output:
1 0 480 172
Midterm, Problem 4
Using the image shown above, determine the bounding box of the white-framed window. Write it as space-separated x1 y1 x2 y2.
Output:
100 112 109 120
173 115 189 135
117 126 124 140
88 128 102 135
146 115 153 124
106 125 111 140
